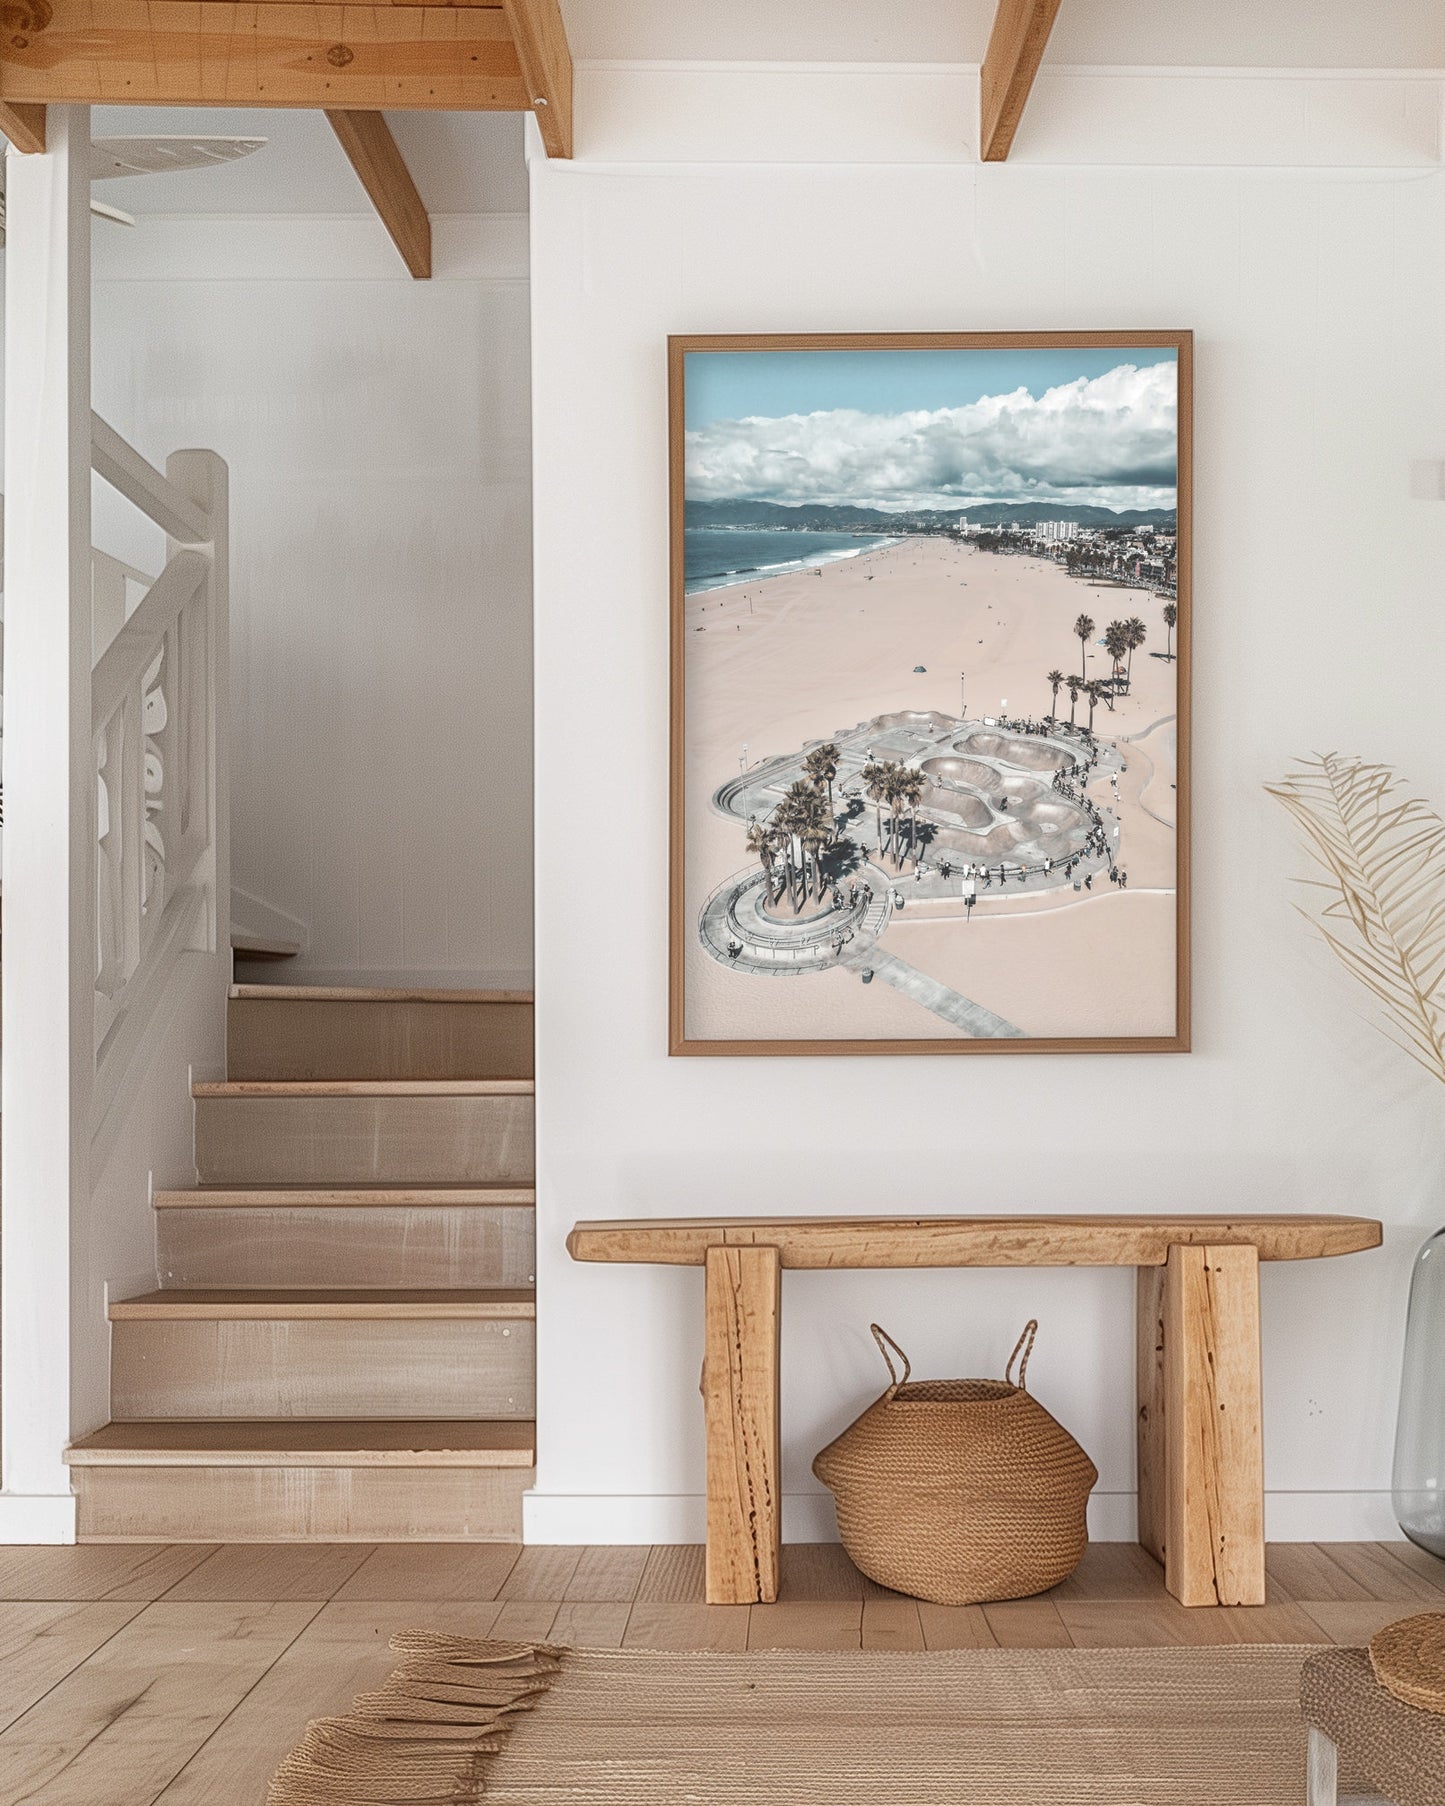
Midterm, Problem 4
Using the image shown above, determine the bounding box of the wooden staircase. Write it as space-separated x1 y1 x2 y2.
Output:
66 986 536 1542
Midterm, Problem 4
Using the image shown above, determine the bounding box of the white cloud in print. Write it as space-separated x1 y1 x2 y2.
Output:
685 361 1177 512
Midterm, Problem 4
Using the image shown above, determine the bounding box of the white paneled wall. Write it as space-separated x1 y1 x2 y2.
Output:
527 100 1445 1542
91 216 534 987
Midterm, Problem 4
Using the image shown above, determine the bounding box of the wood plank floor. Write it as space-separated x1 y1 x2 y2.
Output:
0 1541 1439 1803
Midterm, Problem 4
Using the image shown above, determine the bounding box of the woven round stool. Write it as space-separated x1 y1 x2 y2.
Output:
1369 1612 1445 1714
1301 1641 1445 1806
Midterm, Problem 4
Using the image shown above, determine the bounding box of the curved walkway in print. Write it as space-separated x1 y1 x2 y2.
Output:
838 945 1024 1039
698 866 891 975
700 863 1025 1038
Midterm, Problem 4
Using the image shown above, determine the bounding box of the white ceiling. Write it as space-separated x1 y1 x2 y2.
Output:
561 0 1445 69
90 109 529 219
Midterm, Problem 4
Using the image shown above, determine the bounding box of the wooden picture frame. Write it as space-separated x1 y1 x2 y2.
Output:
669 331 1192 1056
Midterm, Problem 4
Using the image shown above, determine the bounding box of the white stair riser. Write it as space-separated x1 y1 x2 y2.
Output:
157 1207 537 1289
111 1319 536 1419
227 999 534 1082
74 1464 530 1541
194 1094 535 1185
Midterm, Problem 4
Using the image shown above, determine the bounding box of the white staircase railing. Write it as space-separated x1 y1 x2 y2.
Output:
88 417 229 1128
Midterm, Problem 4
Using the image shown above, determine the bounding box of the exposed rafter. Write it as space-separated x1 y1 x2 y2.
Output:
980 0 1062 162
327 111 431 279
501 0 573 159
0 100 45 154
0 2 527 113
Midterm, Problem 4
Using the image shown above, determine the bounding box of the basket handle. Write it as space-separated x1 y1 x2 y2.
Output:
1006 1320 1039 1391
870 1323 912 1395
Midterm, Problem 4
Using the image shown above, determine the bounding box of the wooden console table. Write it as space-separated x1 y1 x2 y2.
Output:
567 1215 1382 1609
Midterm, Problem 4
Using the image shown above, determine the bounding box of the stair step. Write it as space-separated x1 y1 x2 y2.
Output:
66 1421 533 1541
194 1087 534 1186
227 987 534 1082
66 1419 536 1467
155 1192 537 1289
110 1293 536 1419
193 1080 533 1097
153 1186 536 1208
109 1287 535 1320
230 985 534 1002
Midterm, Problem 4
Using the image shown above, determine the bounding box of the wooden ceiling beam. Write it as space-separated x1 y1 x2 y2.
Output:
980 0 1062 162
500 0 572 158
0 101 45 154
326 110 431 279
0 1 526 111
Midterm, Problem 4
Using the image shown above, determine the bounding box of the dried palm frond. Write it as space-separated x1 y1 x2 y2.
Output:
1266 754 1445 1086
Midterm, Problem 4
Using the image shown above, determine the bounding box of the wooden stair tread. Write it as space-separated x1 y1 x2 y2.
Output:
193 1079 534 1098
154 1185 536 1209
109 1287 536 1320
229 984 534 1004
66 1419 536 1467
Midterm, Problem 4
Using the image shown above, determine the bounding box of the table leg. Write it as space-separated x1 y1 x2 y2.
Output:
1136 1242 1266 1606
703 1244 781 1605
1135 1263 1167 1566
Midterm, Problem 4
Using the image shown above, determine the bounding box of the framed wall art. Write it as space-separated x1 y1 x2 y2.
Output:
669 331 1191 1055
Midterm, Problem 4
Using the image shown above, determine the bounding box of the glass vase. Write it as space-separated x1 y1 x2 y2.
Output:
1394 1227 1445 1556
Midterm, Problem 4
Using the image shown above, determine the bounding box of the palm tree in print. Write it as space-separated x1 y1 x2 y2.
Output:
882 764 913 868
1103 620 1130 692
894 766 926 865
1162 602 1177 661
1084 681 1103 732
769 792 803 910
745 819 776 890
862 760 892 859
1074 614 1095 680
804 742 841 820
803 822 832 898
1124 616 1147 688
781 779 829 900
1067 675 1082 726
1046 669 1065 718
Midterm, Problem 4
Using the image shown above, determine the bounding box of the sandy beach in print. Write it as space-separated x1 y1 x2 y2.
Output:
682 535 1179 1040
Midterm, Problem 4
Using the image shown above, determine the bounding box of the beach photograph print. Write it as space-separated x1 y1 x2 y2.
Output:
669 332 1190 1055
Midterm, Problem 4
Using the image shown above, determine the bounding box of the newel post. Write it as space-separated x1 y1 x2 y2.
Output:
0 107 93 1539
165 448 231 963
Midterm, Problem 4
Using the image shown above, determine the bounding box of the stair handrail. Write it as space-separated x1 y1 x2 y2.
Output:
89 418 229 1130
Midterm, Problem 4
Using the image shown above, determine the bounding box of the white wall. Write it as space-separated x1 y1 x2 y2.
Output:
90 211 535 987
527 85 1445 1542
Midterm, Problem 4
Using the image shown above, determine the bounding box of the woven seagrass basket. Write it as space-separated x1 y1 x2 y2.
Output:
813 1320 1097 1605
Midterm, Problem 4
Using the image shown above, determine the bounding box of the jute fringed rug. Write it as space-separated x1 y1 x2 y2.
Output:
269 1634 1365 1805
267 1633 564 1806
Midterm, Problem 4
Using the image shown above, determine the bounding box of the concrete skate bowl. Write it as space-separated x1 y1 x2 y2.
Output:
921 783 992 830
961 733 1071 773
929 822 1028 861
1015 797 1091 854
870 710 957 736
998 772 1047 807
920 755 1001 794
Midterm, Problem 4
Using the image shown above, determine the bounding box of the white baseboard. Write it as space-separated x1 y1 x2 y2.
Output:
524 1489 1395 1545
0 1493 77 1544
1264 1491 1399 1541
524 1491 837 1545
